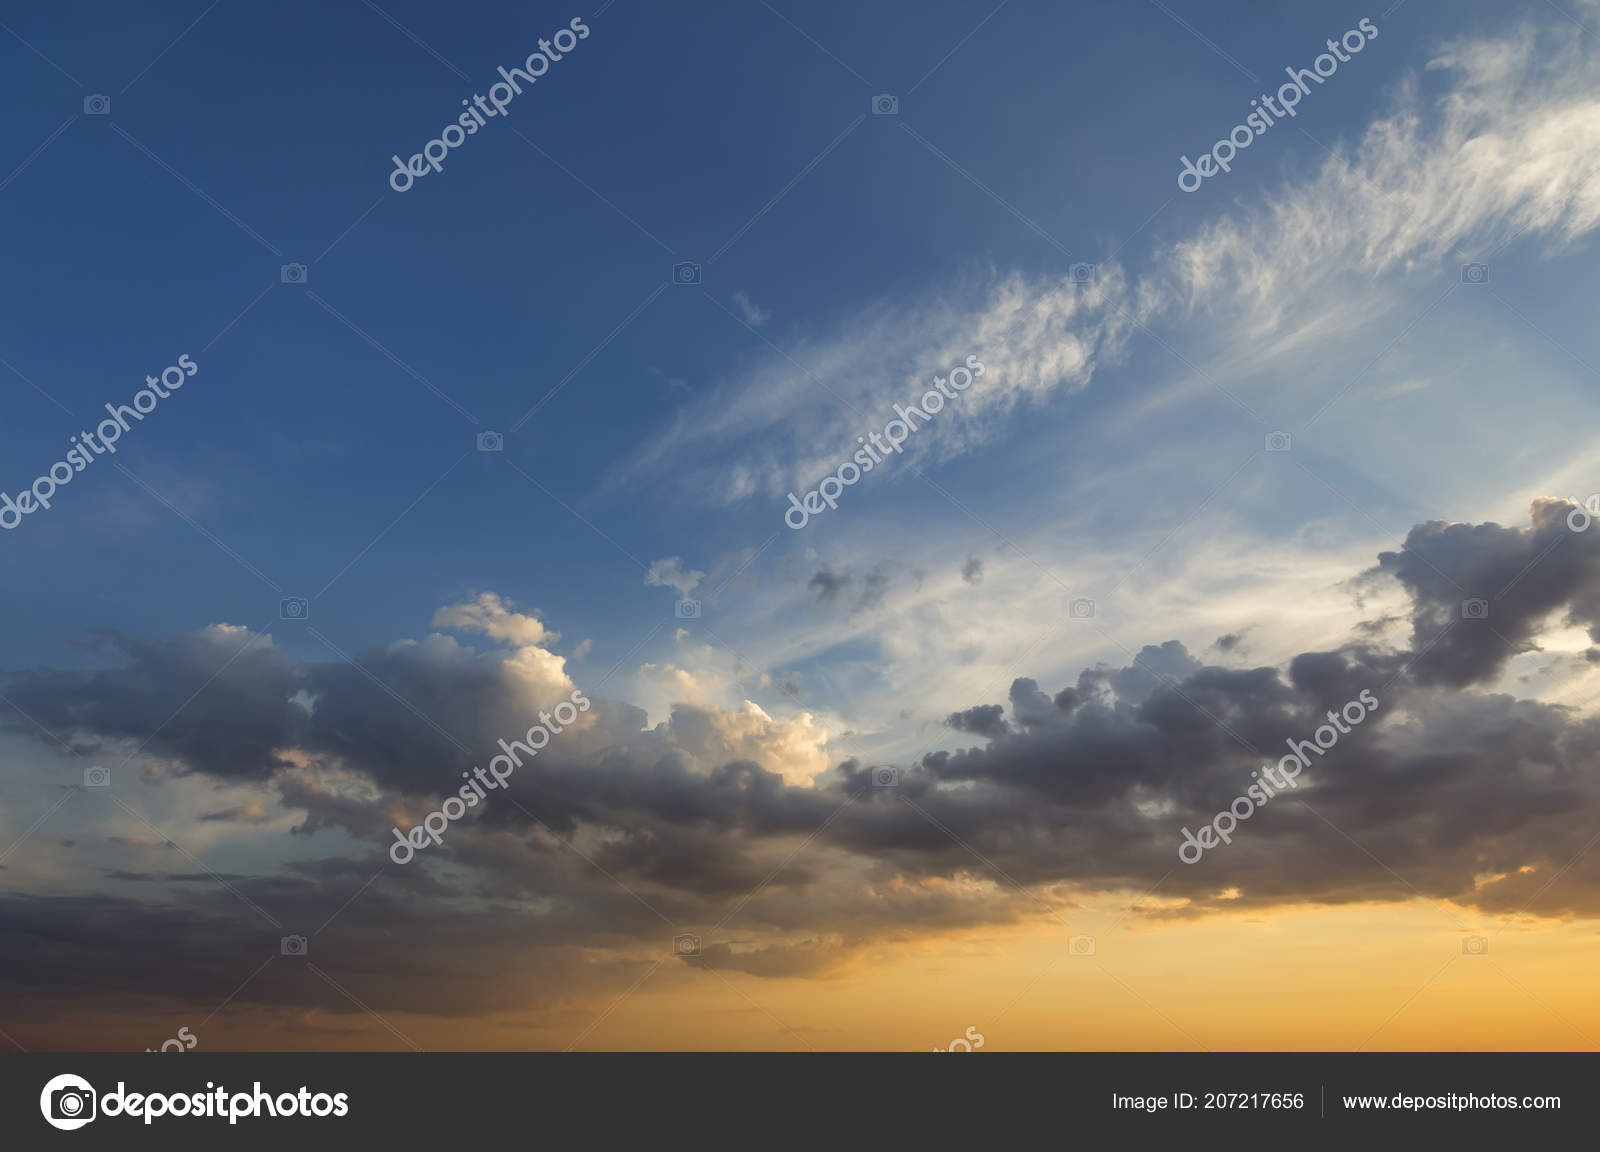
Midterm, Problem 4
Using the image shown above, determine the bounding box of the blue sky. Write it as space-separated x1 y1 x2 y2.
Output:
7 0 1590 705
4 0 1600 1051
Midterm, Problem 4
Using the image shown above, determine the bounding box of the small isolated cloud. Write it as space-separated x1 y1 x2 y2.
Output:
732 290 769 327
198 802 272 824
646 556 705 598
808 564 851 603
432 593 556 648
856 567 889 612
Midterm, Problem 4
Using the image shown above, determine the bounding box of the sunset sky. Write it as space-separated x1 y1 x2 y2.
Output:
2 0 1600 1052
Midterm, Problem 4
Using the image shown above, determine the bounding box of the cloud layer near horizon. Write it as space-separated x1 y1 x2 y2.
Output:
5 498 1600 1030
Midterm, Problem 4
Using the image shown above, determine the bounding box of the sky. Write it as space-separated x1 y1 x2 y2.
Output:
2 0 1600 1051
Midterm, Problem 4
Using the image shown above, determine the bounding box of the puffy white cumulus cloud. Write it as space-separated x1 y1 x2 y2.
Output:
432 592 559 649
431 592 573 705
662 699 831 787
639 661 716 707
631 661 829 784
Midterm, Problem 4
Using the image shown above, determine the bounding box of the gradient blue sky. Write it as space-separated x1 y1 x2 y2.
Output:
5 0 1591 711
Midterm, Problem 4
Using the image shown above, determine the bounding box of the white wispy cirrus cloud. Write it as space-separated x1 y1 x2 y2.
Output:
614 264 1136 505
617 16 1600 508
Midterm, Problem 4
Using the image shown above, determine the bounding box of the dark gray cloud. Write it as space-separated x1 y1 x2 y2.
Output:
5 499 1600 1038
807 564 851 602
1373 497 1600 687
856 566 890 612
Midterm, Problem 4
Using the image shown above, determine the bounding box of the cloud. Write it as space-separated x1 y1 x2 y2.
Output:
8 10 1600 1042
432 593 558 649
6 500 1600 1032
198 802 272 823
615 266 1135 505
1159 21 1600 352
731 290 769 327
645 557 705 599
808 564 850 602
660 699 830 787
617 17 1600 510
1372 498 1600 687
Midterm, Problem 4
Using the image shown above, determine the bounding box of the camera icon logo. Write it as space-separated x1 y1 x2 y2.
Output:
280 596 309 620
1069 598 1095 619
1265 431 1292 452
1069 934 1096 956
1462 935 1489 956
871 765 899 787
673 933 701 957
872 93 899 115
281 263 308 284
83 94 110 116
281 934 308 956
1068 262 1097 284
672 261 701 285
1461 262 1490 285
41 1073 97 1130
1461 598 1490 620
83 765 110 788
477 431 504 452
675 599 701 619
